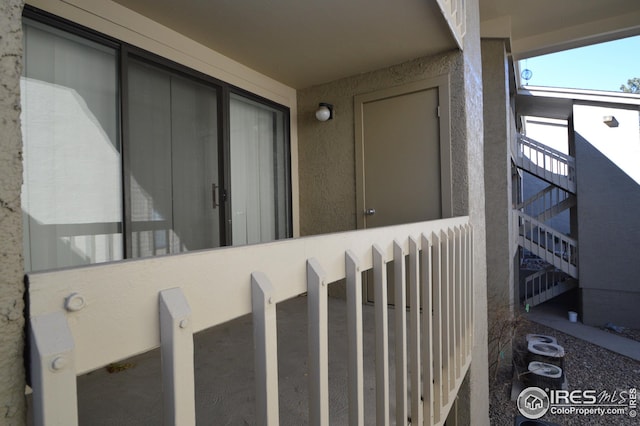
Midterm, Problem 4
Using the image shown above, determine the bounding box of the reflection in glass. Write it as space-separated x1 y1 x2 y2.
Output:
21 20 122 272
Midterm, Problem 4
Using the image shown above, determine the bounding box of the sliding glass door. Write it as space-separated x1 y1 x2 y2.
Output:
21 13 292 273
128 59 221 257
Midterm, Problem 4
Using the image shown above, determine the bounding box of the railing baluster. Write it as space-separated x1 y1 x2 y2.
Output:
159 288 195 426
447 228 456 389
421 234 434 425
470 226 474 344
460 227 467 362
393 240 408 425
30 312 78 426
463 225 471 362
454 226 463 376
440 230 450 403
431 231 442 423
346 251 365 426
409 237 421 426
251 272 280 426
307 258 329 426
373 244 390 426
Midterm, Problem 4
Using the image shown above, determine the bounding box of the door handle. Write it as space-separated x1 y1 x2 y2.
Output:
364 208 376 216
212 183 219 209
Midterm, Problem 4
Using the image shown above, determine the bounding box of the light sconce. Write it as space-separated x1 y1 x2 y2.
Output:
603 115 619 128
315 103 334 122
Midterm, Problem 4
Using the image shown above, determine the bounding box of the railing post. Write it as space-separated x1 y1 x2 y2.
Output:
307 258 329 426
346 251 365 426
431 231 442 423
393 240 408 426
440 230 451 404
454 226 463 375
421 234 434 424
30 312 78 426
373 244 390 426
409 237 422 426
447 228 456 389
159 288 195 426
251 272 280 426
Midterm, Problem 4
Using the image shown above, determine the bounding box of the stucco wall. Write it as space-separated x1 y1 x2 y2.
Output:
297 48 465 236
0 0 26 423
462 1 489 423
574 104 640 327
481 38 516 373
297 0 489 422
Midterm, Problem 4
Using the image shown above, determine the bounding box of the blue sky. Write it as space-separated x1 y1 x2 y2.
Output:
518 35 640 92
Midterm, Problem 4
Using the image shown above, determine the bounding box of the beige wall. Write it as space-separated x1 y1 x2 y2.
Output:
297 0 489 421
0 0 26 423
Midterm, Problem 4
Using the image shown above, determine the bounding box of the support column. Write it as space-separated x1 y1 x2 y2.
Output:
0 0 26 424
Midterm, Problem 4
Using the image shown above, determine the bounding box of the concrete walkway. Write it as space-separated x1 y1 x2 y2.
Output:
525 302 640 361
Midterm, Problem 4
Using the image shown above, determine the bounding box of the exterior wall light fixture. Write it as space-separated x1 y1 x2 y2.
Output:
315 103 334 121
603 115 619 127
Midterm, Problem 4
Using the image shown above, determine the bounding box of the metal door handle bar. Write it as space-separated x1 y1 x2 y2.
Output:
212 183 219 209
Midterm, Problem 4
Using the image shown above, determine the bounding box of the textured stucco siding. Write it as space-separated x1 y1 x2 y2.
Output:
481 38 516 372
0 0 26 424
462 1 489 423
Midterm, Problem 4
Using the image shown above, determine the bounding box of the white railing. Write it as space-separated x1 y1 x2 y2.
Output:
523 266 576 307
435 0 466 49
515 134 577 193
28 217 473 426
516 185 575 223
515 210 578 278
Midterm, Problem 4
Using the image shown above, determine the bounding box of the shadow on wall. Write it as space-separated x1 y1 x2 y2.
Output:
575 131 640 326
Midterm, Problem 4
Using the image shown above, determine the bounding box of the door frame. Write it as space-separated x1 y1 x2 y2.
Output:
354 75 453 229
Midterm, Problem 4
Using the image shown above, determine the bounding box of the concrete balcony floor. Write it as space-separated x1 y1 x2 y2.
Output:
29 294 408 425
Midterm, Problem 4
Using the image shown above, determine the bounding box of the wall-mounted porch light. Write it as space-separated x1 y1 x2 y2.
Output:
315 103 334 121
603 115 619 128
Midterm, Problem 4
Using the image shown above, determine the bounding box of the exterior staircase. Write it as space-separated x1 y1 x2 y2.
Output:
514 134 578 307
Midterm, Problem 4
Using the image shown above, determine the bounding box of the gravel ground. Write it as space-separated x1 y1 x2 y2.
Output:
490 319 640 425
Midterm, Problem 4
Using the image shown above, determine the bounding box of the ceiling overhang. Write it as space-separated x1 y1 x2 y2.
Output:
113 0 459 89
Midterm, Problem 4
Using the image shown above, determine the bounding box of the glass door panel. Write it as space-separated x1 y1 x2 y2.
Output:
230 93 289 245
21 20 123 272
170 76 220 251
128 59 221 258
128 60 174 257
